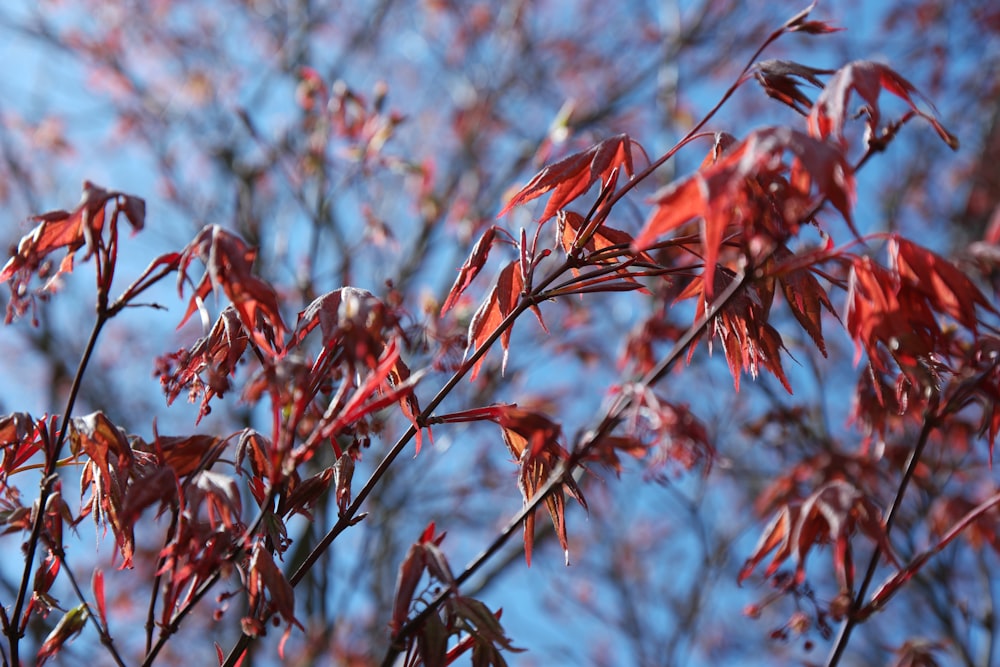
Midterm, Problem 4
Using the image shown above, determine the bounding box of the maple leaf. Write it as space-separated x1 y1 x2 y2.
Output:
245 540 303 657
498 134 637 222
634 127 855 295
1 181 145 321
0 412 43 480
753 59 831 115
157 306 249 423
441 226 498 315
675 267 792 392
556 210 652 265
608 384 714 478
891 237 996 330
295 337 425 462
465 261 523 380
176 225 287 356
391 522 449 636
739 480 894 591
291 287 394 366
845 256 936 375
845 239 992 386
71 411 138 568
808 60 959 150
291 288 426 451
433 405 586 565
444 598 524 664
771 245 838 356
967 337 1000 455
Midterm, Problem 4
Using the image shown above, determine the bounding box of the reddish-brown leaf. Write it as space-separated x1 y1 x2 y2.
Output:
740 480 894 589
844 248 978 382
0 412 43 478
634 127 855 294
176 225 287 355
772 246 838 356
611 384 714 478
290 288 425 448
675 268 792 392
498 134 636 222
152 433 226 478
290 286 389 361
92 569 107 628
466 261 523 380
847 257 922 367
1 182 145 321
433 405 586 565
191 470 243 532
245 540 303 657
390 522 447 636
808 60 959 150
445 598 523 664
441 226 498 315
556 210 654 285
783 2 841 34
281 467 334 519
891 237 996 330
71 411 136 567
157 306 249 423
753 59 831 115
303 337 423 449
119 466 178 528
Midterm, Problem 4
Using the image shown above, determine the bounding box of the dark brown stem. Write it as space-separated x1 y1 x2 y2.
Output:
380 266 750 667
145 510 178 656
7 311 107 665
50 544 127 667
825 413 937 667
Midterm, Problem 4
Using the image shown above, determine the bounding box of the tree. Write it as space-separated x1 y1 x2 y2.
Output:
0 1 998 665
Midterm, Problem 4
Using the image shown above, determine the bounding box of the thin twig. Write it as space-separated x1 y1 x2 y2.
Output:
380 267 750 666
825 413 937 667
49 545 128 667
7 312 107 665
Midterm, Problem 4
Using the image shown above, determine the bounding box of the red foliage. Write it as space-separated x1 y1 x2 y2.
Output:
634 127 856 294
0 4 995 667
498 134 638 223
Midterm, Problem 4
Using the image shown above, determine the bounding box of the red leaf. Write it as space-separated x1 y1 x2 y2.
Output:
157 306 249 423
808 60 959 150
434 405 586 565
1 182 145 320
441 226 498 315
556 210 653 271
0 412 43 477
610 384 714 478
176 225 287 356
676 268 792 392
119 467 178 528
634 127 855 295
190 470 243 532
772 246 838 356
783 2 841 34
753 60 831 115
245 540 303 655
891 237 996 330
300 337 425 454
740 480 894 588
466 261 522 380
498 134 636 222
391 522 448 635
92 569 107 628
71 411 137 568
